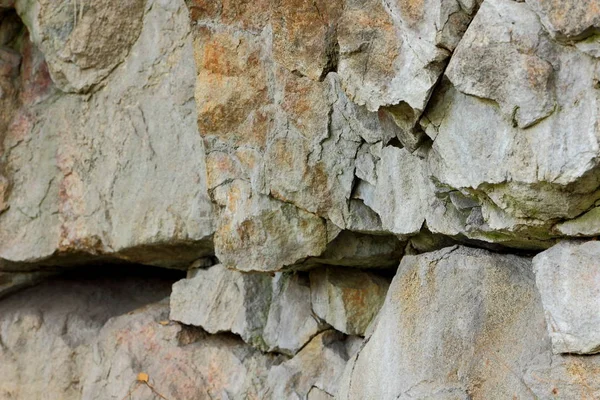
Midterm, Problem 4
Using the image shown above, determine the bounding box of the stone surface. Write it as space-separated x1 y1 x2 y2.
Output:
0 272 353 400
337 246 548 399
337 0 480 112
308 231 404 269
427 0 600 246
367 146 434 236
533 240 600 354
267 330 351 399
4 0 600 397
0 270 176 400
0 0 215 270
170 264 272 348
526 0 600 41
171 264 327 355
310 267 389 335
193 7 409 271
554 206 600 237
15 0 145 93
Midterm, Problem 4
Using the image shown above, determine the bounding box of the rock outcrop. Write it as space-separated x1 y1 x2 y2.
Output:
2 0 600 398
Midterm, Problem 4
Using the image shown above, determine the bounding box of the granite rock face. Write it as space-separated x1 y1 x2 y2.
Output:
3 0 600 398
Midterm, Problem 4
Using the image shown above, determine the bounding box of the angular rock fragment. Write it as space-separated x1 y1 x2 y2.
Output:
427 0 600 245
554 206 600 237
214 187 328 272
170 264 272 348
337 0 480 112
267 330 351 399
533 240 600 354
365 146 434 237
446 0 556 128
310 267 389 335
170 264 326 355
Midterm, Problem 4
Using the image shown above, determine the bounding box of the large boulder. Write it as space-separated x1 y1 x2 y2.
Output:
338 246 547 399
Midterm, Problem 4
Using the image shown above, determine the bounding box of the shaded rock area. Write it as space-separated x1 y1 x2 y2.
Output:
2 0 600 398
0 270 355 400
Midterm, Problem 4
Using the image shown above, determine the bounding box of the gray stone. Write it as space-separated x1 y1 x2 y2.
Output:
337 0 479 112
170 264 326 355
309 267 389 335
310 231 404 269
554 207 600 237
0 272 173 400
367 146 434 237
533 240 600 354
15 0 145 93
170 264 272 349
0 0 215 270
446 0 555 128
337 246 548 399
267 330 350 399
526 0 600 41
427 0 600 237
262 272 327 355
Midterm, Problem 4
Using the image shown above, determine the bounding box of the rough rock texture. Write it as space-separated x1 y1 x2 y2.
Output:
0 0 214 270
533 240 600 355
3 0 600 398
428 0 600 245
338 246 600 399
0 274 354 400
310 267 389 335
170 264 326 355
15 0 145 93
171 263 388 352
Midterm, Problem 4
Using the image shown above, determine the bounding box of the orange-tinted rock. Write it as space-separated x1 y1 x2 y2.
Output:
526 0 600 40
195 28 270 148
272 0 343 80
338 0 480 112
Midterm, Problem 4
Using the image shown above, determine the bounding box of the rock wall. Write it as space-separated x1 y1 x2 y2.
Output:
2 0 600 399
